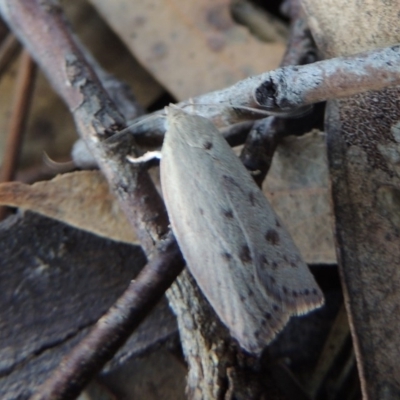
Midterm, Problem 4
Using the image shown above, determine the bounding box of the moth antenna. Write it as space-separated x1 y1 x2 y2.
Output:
116 111 167 136
179 102 272 116
181 102 313 118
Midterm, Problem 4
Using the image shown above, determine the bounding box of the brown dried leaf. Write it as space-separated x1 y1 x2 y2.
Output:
263 131 336 264
88 0 285 100
302 0 400 57
0 170 137 244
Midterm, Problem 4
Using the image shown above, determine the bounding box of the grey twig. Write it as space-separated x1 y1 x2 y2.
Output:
254 45 400 113
125 45 400 138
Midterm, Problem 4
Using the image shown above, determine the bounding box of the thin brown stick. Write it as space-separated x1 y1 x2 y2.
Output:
0 50 35 182
31 239 184 400
0 49 35 219
0 32 20 78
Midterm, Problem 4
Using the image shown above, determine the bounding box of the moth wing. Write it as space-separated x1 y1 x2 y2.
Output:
161 129 290 353
216 159 324 315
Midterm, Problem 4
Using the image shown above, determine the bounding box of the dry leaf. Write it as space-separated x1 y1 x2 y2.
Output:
0 211 176 399
302 0 400 57
0 170 137 244
88 0 285 100
264 131 335 264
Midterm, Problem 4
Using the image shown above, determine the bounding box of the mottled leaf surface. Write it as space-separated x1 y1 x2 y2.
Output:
0 212 177 400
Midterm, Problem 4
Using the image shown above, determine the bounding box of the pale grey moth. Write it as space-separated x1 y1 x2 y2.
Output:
160 105 324 354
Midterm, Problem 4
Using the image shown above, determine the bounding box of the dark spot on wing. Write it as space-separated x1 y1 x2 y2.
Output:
312 288 318 295
276 219 281 228
265 312 272 320
223 175 240 188
282 286 288 295
223 209 234 219
239 245 252 263
239 294 245 302
254 330 261 339
265 229 280 246
269 275 276 285
292 290 298 297
304 289 310 296
272 261 278 269
247 288 254 297
273 304 279 312
222 252 232 261
203 141 213 149
290 261 297 268
199 208 204 216
249 192 256 206
259 254 268 265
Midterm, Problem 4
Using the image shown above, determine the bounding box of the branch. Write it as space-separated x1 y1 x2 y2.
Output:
125 44 400 138
0 32 20 77
254 44 400 113
0 50 35 183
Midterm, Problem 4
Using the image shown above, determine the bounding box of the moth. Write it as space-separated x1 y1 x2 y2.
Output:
136 105 324 354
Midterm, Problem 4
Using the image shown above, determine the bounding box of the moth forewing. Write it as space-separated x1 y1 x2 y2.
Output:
161 105 324 354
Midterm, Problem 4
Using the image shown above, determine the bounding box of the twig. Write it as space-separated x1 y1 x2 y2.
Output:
0 49 35 220
222 120 254 147
68 35 146 168
307 304 350 398
254 44 400 113
0 32 20 78
0 49 35 183
71 120 255 168
240 1 322 186
122 44 400 138
280 0 317 67
240 104 323 186
231 0 289 43
31 239 184 400
73 35 144 122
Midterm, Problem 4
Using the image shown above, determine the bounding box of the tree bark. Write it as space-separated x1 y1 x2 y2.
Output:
302 0 400 398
